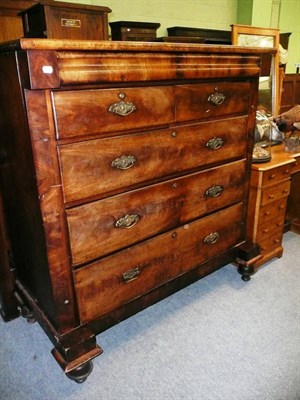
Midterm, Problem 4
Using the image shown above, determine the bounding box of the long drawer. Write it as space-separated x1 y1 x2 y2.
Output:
59 116 248 203
67 160 246 265
52 81 250 140
73 203 244 323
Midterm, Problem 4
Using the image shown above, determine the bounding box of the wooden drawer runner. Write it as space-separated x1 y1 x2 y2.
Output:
59 116 248 203
52 86 174 139
67 160 246 265
260 180 290 206
258 199 287 225
175 81 251 122
74 203 244 323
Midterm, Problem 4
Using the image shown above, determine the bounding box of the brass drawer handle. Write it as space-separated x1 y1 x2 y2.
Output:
206 137 224 150
205 185 224 198
208 88 226 105
115 214 140 229
122 266 141 282
109 92 137 116
111 154 137 170
204 232 220 244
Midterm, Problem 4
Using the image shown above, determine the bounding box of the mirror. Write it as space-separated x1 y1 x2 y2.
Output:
231 25 280 116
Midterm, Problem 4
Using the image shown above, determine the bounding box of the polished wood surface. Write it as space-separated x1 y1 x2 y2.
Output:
0 40 262 381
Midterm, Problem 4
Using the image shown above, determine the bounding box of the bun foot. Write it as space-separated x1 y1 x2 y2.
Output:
66 360 93 383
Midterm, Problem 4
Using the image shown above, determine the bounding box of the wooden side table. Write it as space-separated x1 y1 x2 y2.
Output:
246 145 298 269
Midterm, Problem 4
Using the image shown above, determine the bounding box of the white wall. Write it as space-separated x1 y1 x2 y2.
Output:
63 0 238 37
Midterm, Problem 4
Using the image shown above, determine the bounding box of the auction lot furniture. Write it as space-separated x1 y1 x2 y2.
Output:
0 39 267 382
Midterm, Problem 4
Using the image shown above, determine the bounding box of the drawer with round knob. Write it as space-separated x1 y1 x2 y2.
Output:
256 215 285 242
73 202 244 323
260 180 291 206
258 199 287 225
58 116 248 204
67 160 246 265
262 162 294 186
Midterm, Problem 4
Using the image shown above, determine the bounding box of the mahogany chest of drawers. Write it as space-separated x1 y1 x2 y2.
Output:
0 39 265 382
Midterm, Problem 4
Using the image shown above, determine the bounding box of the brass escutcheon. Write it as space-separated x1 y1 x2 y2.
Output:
205 185 224 198
206 137 224 150
111 154 137 170
122 266 141 282
204 232 220 244
208 88 226 105
115 214 140 229
109 92 137 116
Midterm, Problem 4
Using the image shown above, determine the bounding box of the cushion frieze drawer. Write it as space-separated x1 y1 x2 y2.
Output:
59 116 248 203
67 160 247 265
73 203 244 323
52 86 175 139
175 81 251 122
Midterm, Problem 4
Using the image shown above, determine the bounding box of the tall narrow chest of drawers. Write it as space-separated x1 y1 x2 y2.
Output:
0 39 264 381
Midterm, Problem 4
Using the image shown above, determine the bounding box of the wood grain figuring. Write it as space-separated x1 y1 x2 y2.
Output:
175 82 251 122
58 117 248 204
74 203 244 323
67 160 246 265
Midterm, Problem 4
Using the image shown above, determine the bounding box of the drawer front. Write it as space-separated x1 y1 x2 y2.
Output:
74 203 244 323
256 215 285 242
262 163 294 186
52 86 175 139
260 180 290 206
259 231 283 256
258 199 287 224
67 160 246 265
175 82 251 122
59 116 248 203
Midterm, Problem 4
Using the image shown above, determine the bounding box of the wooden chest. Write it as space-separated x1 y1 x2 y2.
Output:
0 39 266 382
109 21 160 41
19 0 111 39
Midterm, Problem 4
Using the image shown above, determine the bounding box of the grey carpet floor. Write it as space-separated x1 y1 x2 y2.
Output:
0 231 299 400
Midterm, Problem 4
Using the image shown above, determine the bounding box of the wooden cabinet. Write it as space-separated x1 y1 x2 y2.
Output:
109 21 160 41
246 146 296 268
19 0 111 40
0 39 265 382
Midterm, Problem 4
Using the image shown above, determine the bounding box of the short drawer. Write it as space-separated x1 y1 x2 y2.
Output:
260 180 290 206
258 230 283 256
59 116 248 203
256 215 285 242
67 160 246 265
175 81 251 122
258 199 287 224
52 86 175 139
262 163 294 186
73 203 244 323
